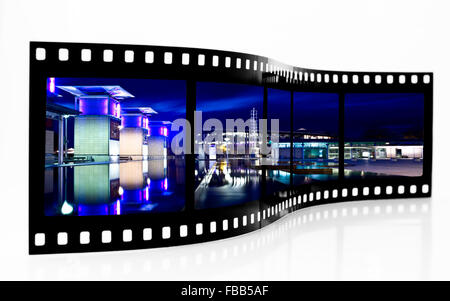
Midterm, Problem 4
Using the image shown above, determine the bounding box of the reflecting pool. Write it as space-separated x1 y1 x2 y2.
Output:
292 159 339 185
44 158 186 216
195 159 262 210
44 157 413 216
194 159 291 210
344 159 423 177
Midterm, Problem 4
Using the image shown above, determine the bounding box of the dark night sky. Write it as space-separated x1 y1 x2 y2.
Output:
51 78 187 122
293 92 339 136
345 93 424 141
49 79 422 142
268 88 291 132
196 82 263 126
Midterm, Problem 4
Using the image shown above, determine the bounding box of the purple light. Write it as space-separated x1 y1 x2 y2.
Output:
122 115 143 128
78 97 108 115
116 103 121 118
48 77 55 93
143 118 150 136
143 117 149 131
163 178 168 191
145 187 149 201
160 127 168 137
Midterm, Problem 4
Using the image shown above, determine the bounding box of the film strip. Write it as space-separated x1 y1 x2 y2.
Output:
29 42 433 254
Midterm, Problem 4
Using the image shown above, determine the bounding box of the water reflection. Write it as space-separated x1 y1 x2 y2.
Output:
46 156 421 216
195 159 262 209
194 158 391 209
292 159 339 185
30 198 432 280
44 158 185 216
291 158 413 184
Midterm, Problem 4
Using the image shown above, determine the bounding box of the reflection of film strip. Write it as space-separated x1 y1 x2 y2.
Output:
29 42 432 254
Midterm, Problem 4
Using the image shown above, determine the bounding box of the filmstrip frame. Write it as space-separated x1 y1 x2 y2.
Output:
29 42 433 254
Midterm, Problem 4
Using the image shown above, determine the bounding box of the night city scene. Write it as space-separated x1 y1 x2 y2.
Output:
44 79 425 216
195 82 267 209
292 92 340 185
344 93 424 178
44 78 186 216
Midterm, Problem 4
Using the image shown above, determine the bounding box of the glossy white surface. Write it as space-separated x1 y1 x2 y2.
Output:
23 198 433 280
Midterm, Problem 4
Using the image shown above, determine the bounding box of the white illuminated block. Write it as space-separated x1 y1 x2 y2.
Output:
35 233 45 246
123 229 132 242
143 228 152 241
125 50 134 63
57 232 68 245
198 54 205 66
210 221 216 233
59 48 69 61
182 53 189 65
36 48 46 60
102 230 111 243
196 223 203 235
164 52 172 64
80 231 90 244
212 55 219 66
145 51 154 63
180 225 188 237
103 49 113 62
162 227 171 239
222 220 228 231
81 49 91 61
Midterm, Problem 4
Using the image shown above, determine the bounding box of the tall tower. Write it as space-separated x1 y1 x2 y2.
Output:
249 107 259 156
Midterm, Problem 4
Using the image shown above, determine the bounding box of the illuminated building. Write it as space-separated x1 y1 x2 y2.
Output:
120 107 154 161
54 85 134 163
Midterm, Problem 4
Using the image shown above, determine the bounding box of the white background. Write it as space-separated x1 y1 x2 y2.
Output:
1 0 449 280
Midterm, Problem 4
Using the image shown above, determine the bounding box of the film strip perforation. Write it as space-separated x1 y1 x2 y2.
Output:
32 44 432 88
